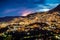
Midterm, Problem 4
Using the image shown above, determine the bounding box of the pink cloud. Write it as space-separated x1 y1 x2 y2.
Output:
21 10 32 16
18 9 34 16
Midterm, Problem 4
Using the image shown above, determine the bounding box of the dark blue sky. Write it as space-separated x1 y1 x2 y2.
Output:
0 0 60 17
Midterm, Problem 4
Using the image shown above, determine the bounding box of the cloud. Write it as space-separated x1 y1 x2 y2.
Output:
36 4 48 9
3 8 19 14
18 9 34 16
36 9 50 12
46 3 59 8
34 3 59 12
21 10 32 16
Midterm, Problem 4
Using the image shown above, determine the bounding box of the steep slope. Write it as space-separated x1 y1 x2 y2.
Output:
49 4 60 13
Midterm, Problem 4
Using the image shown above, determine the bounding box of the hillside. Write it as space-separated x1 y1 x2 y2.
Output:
0 4 60 40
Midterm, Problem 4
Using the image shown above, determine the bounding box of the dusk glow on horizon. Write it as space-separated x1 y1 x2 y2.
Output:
22 10 33 16
0 0 60 17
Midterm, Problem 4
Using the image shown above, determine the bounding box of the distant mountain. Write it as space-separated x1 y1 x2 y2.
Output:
0 16 26 22
0 16 18 22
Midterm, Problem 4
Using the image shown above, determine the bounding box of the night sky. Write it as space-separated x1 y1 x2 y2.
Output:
0 0 60 17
